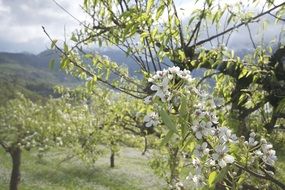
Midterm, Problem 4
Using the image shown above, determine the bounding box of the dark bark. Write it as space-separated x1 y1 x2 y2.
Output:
142 136 148 155
110 151 115 168
9 147 21 190
168 146 180 187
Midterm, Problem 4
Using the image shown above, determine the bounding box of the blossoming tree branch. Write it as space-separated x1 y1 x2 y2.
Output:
43 0 285 189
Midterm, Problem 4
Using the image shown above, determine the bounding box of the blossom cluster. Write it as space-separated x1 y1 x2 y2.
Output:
144 66 277 189
247 132 277 166
144 66 194 104
188 106 236 188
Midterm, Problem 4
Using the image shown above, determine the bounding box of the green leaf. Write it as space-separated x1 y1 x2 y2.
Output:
276 98 285 112
208 171 218 188
238 94 247 105
238 69 248 79
158 109 177 133
141 31 149 38
51 40 58 49
237 173 246 186
160 130 174 147
179 96 188 138
214 166 229 185
83 0 88 8
71 34 78 42
61 58 69 69
206 0 212 6
146 0 154 14
156 5 165 19
180 97 187 116
227 14 234 25
64 43 69 52
92 75 97 82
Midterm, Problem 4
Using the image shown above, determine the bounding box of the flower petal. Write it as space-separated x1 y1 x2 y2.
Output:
224 155 235 164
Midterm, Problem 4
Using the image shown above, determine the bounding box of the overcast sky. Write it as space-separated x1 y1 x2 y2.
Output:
0 0 84 53
0 0 283 54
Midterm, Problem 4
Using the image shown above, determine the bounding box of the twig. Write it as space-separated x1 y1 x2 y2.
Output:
186 3 207 47
57 154 75 166
246 24 257 49
196 71 220 87
42 26 143 99
0 141 9 151
52 0 86 27
191 2 285 48
172 1 185 49
268 12 285 22
235 163 285 189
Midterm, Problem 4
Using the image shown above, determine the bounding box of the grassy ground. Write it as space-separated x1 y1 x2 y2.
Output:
1 145 285 190
0 147 166 190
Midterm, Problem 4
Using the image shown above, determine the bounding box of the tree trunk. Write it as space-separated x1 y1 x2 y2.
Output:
168 146 180 187
142 136 148 155
110 151 115 168
9 147 21 190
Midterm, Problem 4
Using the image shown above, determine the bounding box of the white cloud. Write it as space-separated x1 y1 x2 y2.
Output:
0 0 284 53
0 0 83 53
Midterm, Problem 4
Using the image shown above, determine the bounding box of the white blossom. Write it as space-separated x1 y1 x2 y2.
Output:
191 158 203 175
150 77 171 102
177 69 193 82
216 127 237 144
187 174 206 189
143 112 160 127
175 182 184 190
212 144 235 168
192 120 214 139
254 150 263 157
168 66 180 74
248 132 258 147
260 143 277 166
144 96 152 104
193 142 210 158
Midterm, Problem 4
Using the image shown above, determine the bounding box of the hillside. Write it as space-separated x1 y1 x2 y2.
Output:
0 50 80 104
0 48 219 104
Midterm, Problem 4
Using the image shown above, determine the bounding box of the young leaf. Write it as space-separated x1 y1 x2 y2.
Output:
71 34 78 42
208 171 218 188
160 130 174 146
51 40 58 49
214 166 229 185
146 0 154 14
158 109 177 133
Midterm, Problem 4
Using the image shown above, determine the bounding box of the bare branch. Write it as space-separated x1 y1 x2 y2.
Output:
196 71 220 87
0 141 9 151
172 1 185 49
235 163 285 189
52 0 86 27
246 24 257 49
268 12 285 22
186 3 207 47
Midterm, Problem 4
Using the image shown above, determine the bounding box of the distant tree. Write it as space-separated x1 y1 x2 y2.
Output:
0 92 98 190
0 93 46 190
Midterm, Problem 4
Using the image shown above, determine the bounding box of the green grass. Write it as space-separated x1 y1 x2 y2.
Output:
0 147 166 190
1 144 285 190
